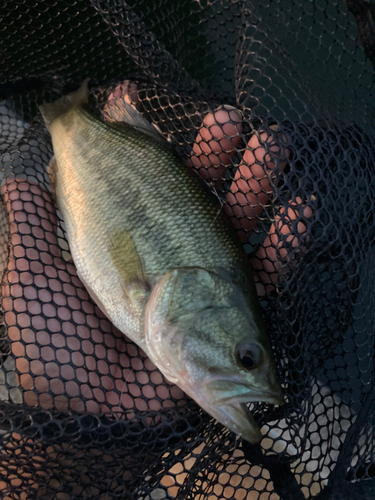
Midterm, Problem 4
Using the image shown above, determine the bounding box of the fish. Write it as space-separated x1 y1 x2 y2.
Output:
39 81 283 443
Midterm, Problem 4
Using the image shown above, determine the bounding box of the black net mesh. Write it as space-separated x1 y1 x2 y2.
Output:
0 0 375 498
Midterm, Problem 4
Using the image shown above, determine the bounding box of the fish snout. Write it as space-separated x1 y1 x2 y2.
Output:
198 372 283 443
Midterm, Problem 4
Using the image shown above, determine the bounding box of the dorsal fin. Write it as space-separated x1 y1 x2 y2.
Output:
106 99 166 143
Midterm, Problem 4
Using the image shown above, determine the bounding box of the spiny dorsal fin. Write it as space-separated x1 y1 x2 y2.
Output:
39 79 89 131
105 99 166 143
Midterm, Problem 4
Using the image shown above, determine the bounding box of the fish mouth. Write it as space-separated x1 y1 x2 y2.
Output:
195 381 283 443
204 377 284 406
213 401 262 443
211 390 282 443
199 378 283 442
217 388 284 406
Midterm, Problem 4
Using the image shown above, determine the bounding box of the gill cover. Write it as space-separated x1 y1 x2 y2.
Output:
144 267 231 382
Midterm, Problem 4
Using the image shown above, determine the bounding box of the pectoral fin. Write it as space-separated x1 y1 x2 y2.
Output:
108 230 150 302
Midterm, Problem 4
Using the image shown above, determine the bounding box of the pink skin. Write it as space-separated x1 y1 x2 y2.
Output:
187 110 312 296
225 128 290 242
1 179 185 414
190 112 312 297
188 107 243 184
250 199 313 296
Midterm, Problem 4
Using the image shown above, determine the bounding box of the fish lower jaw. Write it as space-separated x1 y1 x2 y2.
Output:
193 391 263 444
215 402 262 444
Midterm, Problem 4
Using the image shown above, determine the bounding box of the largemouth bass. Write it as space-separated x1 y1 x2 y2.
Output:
40 82 283 443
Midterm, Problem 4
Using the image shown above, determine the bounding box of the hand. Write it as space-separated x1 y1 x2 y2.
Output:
2 81 313 415
0 80 314 497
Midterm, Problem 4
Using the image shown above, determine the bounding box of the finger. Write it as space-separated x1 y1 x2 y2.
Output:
225 126 290 240
251 197 314 296
107 80 139 105
1 179 186 415
224 176 269 243
243 127 290 192
188 106 243 183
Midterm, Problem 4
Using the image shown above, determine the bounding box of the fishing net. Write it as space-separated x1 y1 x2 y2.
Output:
0 0 375 498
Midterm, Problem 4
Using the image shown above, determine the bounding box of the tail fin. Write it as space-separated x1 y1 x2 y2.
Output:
40 79 89 131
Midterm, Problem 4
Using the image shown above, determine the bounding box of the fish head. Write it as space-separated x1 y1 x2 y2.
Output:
145 267 283 443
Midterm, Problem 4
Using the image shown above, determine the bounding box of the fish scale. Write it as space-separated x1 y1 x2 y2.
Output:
40 82 283 444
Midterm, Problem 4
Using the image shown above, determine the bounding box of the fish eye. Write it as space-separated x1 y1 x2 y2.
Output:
235 343 261 371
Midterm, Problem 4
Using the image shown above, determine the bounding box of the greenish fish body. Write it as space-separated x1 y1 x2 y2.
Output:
40 82 283 443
